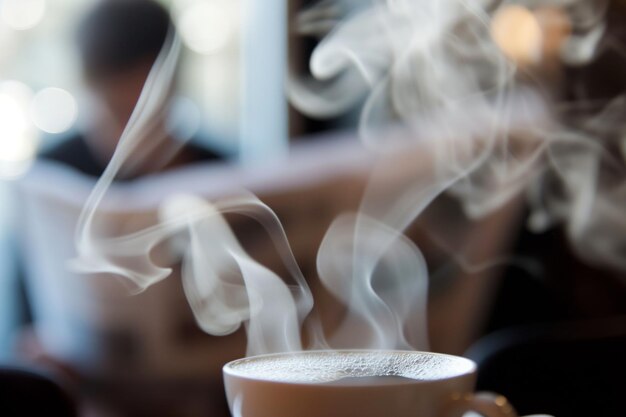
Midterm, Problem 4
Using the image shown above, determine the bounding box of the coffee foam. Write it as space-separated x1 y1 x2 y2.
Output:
225 351 475 383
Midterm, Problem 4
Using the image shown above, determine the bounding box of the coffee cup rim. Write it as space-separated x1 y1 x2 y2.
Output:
223 349 477 385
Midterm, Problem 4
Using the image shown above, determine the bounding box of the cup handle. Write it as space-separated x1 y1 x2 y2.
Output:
442 392 518 417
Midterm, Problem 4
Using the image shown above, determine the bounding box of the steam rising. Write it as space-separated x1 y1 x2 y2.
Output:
317 214 429 350
162 194 309 355
294 0 626 272
70 33 313 356
70 0 625 361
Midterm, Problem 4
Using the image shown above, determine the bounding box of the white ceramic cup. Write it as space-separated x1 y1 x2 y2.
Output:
223 350 518 417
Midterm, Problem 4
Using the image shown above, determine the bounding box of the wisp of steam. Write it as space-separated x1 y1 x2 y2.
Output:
70 33 313 356
70 0 625 360
293 0 626 271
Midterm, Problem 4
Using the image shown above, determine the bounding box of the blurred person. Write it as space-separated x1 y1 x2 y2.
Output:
14 1 234 416
42 0 224 179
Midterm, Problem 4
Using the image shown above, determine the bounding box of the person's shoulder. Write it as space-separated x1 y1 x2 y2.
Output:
182 140 226 163
40 134 89 161
38 134 105 177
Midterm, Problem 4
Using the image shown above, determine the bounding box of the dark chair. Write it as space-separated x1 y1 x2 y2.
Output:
466 316 626 417
0 365 77 417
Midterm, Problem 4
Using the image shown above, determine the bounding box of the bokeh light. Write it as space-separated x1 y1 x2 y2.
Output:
177 0 235 55
30 87 78 134
491 5 542 66
0 0 46 31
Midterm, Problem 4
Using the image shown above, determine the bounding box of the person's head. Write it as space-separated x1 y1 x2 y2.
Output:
76 0 173 158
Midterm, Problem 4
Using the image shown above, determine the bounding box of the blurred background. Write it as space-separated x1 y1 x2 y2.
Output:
0 0 362 359
0 0 312 348
0 1 624 417
0 1 359 415
0 0 241 357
